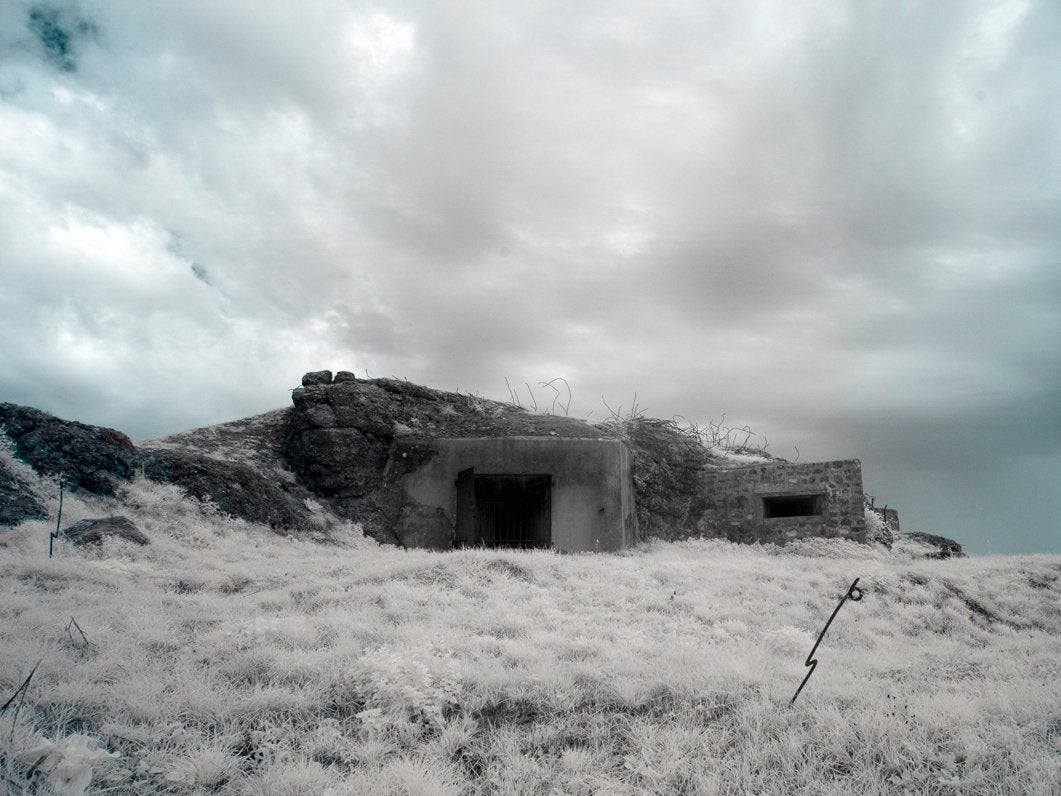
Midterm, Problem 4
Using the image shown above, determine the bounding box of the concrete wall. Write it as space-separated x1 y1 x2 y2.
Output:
691 460 866 544
385 437 638 552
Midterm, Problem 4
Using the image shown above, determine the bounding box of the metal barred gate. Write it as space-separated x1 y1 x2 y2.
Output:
455 469 552 549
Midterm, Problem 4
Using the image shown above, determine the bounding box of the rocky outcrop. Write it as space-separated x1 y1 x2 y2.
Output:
901 531 964 558
0 403 139 495
140 450 311 531
0 461 48 526
301 370 334 386
63 516 149 546
1 403 314 534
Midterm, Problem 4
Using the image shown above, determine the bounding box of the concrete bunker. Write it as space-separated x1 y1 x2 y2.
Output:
285 371 878 550
386 436 638 552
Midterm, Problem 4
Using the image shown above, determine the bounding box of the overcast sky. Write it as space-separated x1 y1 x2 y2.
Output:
2 1 1058 555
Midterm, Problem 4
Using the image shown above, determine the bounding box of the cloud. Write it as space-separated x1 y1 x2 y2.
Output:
1 0 1058 552
26 3 99 73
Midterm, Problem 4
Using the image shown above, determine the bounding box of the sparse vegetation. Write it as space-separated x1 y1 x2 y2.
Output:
864 504 896 548
501 379 768 459
1 478 1059 794
503 378 573 417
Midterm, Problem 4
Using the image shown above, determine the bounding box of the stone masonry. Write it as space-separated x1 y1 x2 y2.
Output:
691 459 866 544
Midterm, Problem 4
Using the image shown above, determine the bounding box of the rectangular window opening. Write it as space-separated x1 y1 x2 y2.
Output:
763 494 824 518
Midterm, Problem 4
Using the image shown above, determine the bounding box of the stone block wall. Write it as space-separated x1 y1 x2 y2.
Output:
690 459 866 544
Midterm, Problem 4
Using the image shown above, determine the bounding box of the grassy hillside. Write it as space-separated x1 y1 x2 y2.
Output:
1 479 1059 795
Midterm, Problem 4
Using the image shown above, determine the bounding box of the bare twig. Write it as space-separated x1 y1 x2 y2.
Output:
66 617 92 648
2 658 42 742
26 754 49 780
524 383 538 412
504 377 522 408
629 392 643 419
703 413 770 456
539 377 572 416
601 395 621 423
541 379 560 415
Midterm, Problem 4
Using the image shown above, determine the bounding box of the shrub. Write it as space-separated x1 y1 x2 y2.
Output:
864 506 894 547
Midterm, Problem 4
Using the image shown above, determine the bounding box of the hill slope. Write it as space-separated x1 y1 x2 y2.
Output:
1 498 1057 795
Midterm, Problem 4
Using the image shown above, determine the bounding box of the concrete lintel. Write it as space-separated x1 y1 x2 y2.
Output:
754 486 830 497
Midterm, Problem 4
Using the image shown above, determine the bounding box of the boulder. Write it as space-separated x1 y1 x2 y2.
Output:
141 450 311 531
0 404 139 495
63 516 149 546
301 370 333 386
286 427 390 498
902 531 963 558
0 461 48 526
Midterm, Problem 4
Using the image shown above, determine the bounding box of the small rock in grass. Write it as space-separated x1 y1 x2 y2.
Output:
63 516 150 546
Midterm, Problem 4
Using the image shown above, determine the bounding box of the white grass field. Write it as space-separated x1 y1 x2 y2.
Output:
1 480 1059 794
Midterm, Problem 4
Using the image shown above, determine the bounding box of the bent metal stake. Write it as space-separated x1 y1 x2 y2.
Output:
791 577 864 705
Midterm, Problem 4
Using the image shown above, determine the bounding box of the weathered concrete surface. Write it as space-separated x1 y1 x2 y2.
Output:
692 459 867 544
382 437 638 552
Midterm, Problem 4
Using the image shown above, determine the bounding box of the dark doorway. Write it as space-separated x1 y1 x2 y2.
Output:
455 470 551 548
763 494 824 518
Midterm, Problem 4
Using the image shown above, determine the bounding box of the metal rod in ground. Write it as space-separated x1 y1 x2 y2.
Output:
50 478 64 558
